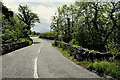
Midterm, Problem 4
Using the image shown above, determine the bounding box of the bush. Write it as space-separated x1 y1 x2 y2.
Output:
105 40 120 59
69 39 79 46
51 41 55 46
39 31 55 38
29 34 38 37
28 38 33 45
18 38 33 45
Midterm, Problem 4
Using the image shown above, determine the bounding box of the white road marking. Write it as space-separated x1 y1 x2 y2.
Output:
38 43 43 53
38 49 41 53
49 43 52 46
45 40 52 46
34 43 43 78
34 58 38 78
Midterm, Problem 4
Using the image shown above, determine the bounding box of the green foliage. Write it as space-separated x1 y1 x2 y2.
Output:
29 35 38 37
2 3 33 45
51 1 120 52
39 31 55 38
69 39 79 46
2 13 28 44
27 38 33 45
18 38 33 45
63 50 70 57
17 5 40 37
84 61 120 79
51 42 55 46
29 31 39 37
105 40 120 58
2 3 13 20
53 42 120 79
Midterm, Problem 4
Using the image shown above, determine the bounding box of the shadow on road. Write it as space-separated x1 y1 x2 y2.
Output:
33 42 41 44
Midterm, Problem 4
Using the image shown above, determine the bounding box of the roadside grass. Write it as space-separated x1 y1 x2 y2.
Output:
51 42 120 80
82 61 120 78
29 35 38 37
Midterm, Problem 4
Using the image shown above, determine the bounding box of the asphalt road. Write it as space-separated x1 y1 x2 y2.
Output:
2 37 105 79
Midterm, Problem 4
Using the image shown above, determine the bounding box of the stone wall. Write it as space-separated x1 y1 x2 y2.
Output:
54 41 116 61
39 36 54 40
0 41 29 55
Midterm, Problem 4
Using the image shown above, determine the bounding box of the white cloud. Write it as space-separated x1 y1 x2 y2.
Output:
3 2 74 33
31 23 51 33
3 2 19 13
3 0 74 2
30 4 57 23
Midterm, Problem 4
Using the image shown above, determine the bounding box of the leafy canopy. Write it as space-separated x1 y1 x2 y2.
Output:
17 5 40 29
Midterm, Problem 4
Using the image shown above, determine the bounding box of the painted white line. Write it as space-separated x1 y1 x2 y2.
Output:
45 40 52 46
49 43 52 46
34 43 43 78
38 43 43 53
38 49 41 53
34 58 38 78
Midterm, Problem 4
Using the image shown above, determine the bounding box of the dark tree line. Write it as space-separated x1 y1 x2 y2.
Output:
51 1 120 52
1 2 40 44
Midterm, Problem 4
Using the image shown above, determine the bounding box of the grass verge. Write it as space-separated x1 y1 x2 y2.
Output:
29 35 38 37
51 42 120 80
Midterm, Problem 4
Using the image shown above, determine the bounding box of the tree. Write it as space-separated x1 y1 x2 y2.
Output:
17 5 40 37
2 3 34 45
51 1 120 52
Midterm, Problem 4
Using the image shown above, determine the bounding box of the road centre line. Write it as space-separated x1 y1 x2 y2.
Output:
49 43 52 46
34 43 43 78
38 48 41 53
38 43 43 53
34 58 38 78
45 40 52 46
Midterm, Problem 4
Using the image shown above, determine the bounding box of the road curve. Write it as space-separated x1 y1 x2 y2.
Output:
2 37 105 79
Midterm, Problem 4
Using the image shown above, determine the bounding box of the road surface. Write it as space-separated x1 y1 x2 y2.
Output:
2 37 105 79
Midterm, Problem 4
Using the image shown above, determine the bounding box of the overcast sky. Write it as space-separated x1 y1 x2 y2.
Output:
3 0 75 33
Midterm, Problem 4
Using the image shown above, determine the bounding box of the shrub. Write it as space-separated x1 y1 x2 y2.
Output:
18 38 33 45
29 34 38 37
39 31 55 38
28 38 33 45
105 40 120 59
69 39 79 46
